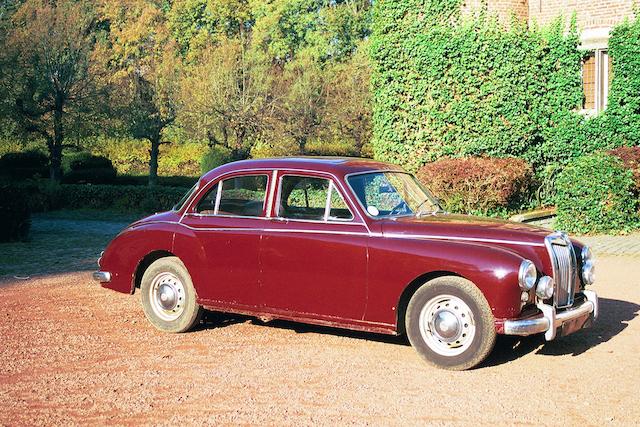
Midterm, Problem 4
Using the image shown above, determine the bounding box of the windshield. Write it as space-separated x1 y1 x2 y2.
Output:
172 183 198 211
347 172 441 218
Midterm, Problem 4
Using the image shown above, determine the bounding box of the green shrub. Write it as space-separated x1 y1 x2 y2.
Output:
62 152 117 184
0 182 31 241
114 175 198 187
609 146 640 191
555 153 639 234
0 150 49 179
17 181 190 214
200 146 232 173
52 184 189 213
417 157 534 217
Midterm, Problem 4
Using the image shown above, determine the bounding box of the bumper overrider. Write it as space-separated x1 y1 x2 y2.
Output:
93 271 111 283
503 290 598 341
93 251 111 283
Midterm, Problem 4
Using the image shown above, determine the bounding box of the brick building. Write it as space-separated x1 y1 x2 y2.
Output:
462 0 636 113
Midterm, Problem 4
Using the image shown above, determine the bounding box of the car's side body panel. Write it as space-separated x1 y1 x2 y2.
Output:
97 157 592 340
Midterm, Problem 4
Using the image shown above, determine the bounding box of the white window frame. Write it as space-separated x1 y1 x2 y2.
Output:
581 48 610 115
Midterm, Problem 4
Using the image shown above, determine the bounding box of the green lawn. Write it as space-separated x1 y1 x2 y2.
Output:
0 210 139 279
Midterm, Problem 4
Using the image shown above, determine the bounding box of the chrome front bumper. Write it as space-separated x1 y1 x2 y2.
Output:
92 271 111 283
503 290 598 341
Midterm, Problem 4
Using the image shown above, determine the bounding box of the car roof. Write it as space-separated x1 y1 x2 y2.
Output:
200 156 404 183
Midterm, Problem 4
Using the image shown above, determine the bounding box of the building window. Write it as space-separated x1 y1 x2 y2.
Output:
582 49 611 113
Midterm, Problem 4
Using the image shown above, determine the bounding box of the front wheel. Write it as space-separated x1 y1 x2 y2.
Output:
406 276 496 370
140 256 203 333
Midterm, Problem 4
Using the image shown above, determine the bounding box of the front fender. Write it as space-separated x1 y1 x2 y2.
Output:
365 236 527 327
99 223 175 294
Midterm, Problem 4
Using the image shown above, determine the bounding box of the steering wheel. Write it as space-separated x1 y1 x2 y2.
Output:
389 201 409 216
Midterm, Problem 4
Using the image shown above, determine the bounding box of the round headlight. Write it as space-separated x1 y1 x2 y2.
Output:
581 246 596 285
536 276 554 300
518 260 537 290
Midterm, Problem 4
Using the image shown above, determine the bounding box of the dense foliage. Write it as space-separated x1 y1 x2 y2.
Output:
370 1 590 172
0 182 31 241
417 157 533 216
555 153 639 234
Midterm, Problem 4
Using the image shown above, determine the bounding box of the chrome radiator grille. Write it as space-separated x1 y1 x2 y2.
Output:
545 233 577 308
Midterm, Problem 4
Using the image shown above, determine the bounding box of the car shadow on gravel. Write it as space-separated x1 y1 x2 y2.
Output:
197 311 409 346
484 297 640 367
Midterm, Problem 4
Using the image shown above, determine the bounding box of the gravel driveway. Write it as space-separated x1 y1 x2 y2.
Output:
0 254 638 426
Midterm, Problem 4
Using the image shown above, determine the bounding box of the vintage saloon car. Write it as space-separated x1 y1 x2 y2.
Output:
94 157 598 370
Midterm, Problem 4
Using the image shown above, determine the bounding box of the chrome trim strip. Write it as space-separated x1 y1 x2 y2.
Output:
383 232 545 247
140 220 547 245
503 293 596 339
92 271 111 283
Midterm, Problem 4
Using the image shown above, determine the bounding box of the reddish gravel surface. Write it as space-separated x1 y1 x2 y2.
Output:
1 255 639 426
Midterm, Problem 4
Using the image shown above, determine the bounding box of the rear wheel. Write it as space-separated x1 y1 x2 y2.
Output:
140 256 203 333
406 276 496 370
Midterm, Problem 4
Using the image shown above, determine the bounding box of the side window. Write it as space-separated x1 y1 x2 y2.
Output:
196 175 268 217
328 186 353 220
278 175 353 221
279 176 329 221
195 184 218 214
218 175 268 217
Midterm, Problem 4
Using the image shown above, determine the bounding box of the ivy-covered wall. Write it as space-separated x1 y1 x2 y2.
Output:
370 0 639 174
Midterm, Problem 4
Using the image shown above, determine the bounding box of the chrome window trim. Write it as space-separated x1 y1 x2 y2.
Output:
213 181 223 214
266 169 278 218
180 167 369 230
344 170 430 220
180 168 276 221
274 172 358 224
188 172 271 219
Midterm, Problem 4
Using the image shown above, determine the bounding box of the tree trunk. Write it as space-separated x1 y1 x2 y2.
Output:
50 104 64 181
148 137 160 187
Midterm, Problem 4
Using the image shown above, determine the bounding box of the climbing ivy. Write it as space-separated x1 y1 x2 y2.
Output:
370 1 639 173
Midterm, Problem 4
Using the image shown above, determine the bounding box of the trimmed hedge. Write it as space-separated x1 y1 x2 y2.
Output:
62 152 117 184
417 157 533 216
20 182 190 214
555 153 639 234
51 184 190 213
0 182 31 241
0 150 49 179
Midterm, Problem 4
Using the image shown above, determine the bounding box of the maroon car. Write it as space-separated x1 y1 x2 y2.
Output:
94 157 598 370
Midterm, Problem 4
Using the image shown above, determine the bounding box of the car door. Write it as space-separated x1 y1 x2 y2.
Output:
179 172 271 309
259 171 369 322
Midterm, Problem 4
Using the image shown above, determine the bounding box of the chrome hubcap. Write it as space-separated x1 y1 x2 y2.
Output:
150 272 185 321
419 295 476 356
